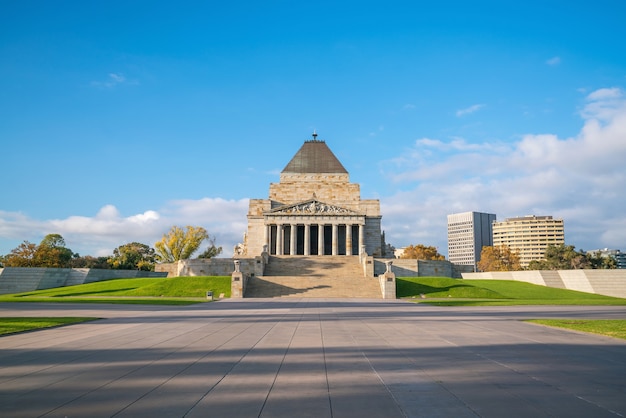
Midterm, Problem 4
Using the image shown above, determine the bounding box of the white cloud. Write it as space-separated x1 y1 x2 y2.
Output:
91 73 129 89
0 198 249 258
381 87 626 254
456 104 485 117
546 56 561 66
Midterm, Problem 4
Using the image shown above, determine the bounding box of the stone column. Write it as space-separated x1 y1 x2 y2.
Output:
346 223 352 256
358 224 364 253
304 223 310 255
290 223 296 256
318 223 324 256
264 224 270 252
332 223 338 255
276 224 283 255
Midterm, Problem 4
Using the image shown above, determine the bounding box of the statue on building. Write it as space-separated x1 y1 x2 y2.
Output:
234 232 248 257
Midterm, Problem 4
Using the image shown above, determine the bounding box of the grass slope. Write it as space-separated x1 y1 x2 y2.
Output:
0 276 231 305
0 317 99 336
397 277 626 306
526 319 626 340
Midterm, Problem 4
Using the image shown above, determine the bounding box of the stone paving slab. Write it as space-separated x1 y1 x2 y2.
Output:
1 300 626 417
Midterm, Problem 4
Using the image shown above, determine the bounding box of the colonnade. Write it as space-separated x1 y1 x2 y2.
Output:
266 222 364 256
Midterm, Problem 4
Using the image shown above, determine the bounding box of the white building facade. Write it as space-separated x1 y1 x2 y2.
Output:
492 215 564 268
447 211 496 270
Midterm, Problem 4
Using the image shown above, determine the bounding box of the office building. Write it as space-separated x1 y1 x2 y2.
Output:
447 211 496 270
492 215 564 268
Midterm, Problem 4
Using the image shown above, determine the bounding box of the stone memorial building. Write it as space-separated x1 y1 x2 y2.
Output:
243 133 385 257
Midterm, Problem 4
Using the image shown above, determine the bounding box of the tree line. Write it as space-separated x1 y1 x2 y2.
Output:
0 226 222 271
393 243 617 272
477 244 617 272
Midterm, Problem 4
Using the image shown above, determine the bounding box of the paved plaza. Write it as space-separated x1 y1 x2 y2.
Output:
1 299 625 417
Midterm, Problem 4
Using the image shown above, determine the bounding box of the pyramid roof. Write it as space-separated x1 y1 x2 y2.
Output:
282 139 348 174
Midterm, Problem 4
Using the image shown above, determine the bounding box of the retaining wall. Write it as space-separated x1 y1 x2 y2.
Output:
462 270 626 299
0 268 167 295
374 259 474 278
155 258 261 278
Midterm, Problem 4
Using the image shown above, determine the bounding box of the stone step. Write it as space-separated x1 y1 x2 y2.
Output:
245 275 381 298
263 255 363 277
246 256 381 298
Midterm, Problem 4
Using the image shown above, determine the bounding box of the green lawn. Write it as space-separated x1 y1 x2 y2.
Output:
0 317 99 336
526 319 626 340
397 277 626 306
0 276 231 305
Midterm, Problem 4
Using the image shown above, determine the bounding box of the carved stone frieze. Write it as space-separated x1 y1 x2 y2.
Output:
268 199 358 216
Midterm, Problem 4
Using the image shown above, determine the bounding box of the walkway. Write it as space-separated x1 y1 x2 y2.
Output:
1 300 625 417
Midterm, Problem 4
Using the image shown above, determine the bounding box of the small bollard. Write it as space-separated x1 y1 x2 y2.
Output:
206 291 213 301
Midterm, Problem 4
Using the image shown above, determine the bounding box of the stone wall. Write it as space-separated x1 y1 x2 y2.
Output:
373 259 473 278
155 258 260 278
0 268 167 295
269 173 360 203
462 270 626 299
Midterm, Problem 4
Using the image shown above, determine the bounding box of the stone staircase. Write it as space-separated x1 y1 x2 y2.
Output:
245 256 382 298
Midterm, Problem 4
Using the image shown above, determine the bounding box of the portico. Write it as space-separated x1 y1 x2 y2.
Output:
265 201 365 255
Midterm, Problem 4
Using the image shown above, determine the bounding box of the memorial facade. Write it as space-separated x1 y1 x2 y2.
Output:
243 134 384 257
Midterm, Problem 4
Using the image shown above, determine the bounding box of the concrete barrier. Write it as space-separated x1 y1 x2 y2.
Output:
462 270 626 299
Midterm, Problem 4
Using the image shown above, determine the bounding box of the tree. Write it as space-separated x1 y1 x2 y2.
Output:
586 251 618 269
198 236 223 259
399 244 445 260
477 245 521 272
35 234 74 268
527 244 590 270
2 241 39 267
108 242 156 271
70 255 111 269
155 225 209 263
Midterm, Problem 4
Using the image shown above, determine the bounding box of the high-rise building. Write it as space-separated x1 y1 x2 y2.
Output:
447 211 496 270
492 215 564 268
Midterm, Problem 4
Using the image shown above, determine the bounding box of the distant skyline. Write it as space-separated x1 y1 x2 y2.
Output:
2 1 626 258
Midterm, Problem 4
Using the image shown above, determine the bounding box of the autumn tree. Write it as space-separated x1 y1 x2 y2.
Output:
477 245 521 272
1 241 39 267
155 225 209 263
399 244 445 260
108 242 156 271
2 234 75 268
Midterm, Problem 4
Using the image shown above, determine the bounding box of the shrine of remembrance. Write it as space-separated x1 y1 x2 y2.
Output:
244 134 384 257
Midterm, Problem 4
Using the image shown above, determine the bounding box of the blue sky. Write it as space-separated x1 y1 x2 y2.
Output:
2 1 626 258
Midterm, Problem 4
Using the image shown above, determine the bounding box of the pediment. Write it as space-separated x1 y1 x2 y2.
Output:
268 199 358 216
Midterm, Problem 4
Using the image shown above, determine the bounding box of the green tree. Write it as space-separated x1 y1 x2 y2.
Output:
2 241 39 267
477 245 522 272
198 236 223 259
108 242 156 271
155 225 209 263
399 244 445 260
70 255 111 269
586 251 618 269
34 234 74 268
527 244 591 270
